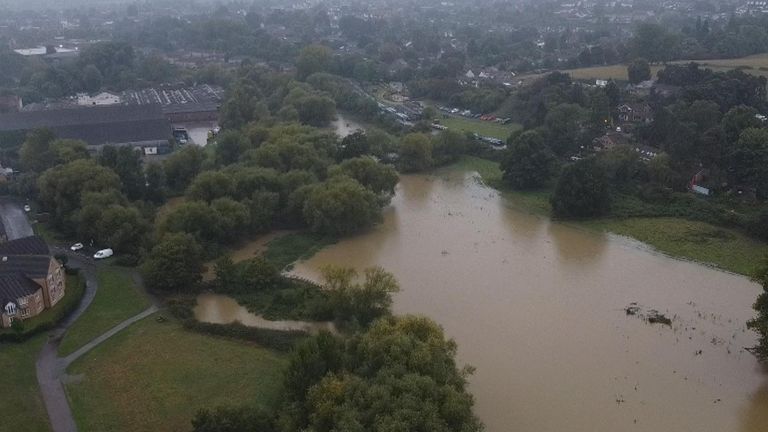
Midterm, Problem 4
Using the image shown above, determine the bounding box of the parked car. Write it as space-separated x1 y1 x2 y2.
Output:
70 243 84 251
93 248 114 259
23 204 30 212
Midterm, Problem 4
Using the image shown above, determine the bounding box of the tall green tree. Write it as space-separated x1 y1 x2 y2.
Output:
143 233 204 293
398 133 433 172
627 58 651 84
551 158 611 218
303 176 381 235
501 130 558 190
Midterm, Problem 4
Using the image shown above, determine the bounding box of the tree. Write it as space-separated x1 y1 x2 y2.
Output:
282 315 482 432
20 129 56 172
99 145 146 200
82 64 103 93
215 130 249 165
144 162 167 203
210 198 250 242
329 157 398 197
627 58 651 84
191 406 276 432
730 128 768 198
295 95 336 127
432 129 468 164
543 103 584 156
143 233 203 293
748 258 768 361
160 201 220 244
338 131 370 160
303 176 382 235
95 205 150 257
398 133 433 172
551 158 611 218
296 44 332 80
321 265 400 326
37 159 121 229
215 257 281 294
501 130 558 189
722 105 763 143
186 171 235 203
164 146 206 192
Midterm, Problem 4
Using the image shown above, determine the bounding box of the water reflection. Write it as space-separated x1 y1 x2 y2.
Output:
194 293 335 334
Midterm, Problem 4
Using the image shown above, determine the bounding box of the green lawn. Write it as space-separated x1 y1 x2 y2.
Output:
450 156 768 275
437 116 521 140
58 267 150 356
264 232 336 270
65 316 287 432
0 334 50 432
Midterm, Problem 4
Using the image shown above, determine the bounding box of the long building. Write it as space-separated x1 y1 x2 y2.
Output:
0 104 173 155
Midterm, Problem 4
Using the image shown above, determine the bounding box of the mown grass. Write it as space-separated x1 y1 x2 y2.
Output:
450 156 768 275
0 334 50 432
0 274 86 338
65 315 287 432
437 115 521 140
58 267 149 356
264 232 336 270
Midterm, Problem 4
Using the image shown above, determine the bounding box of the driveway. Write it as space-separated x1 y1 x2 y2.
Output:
0 199 33 240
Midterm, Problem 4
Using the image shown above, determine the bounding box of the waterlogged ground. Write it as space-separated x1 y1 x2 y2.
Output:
289 170 768 432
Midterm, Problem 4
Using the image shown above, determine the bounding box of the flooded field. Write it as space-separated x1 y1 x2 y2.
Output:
290 170 768 432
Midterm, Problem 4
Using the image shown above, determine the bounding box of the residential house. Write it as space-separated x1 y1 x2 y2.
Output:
617 103 653 124
0 95 22 113
0 236 66 328
593 131 633 151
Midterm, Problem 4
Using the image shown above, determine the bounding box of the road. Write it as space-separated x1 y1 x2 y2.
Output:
0 199 33 240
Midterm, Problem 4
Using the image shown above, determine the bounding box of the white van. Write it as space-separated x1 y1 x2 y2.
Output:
93 249 114 259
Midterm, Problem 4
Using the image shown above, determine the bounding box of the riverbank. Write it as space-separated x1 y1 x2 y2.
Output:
447 156 768 276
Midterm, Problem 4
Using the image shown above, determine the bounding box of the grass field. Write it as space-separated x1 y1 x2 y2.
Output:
521 53 768 82
65 316 287 432
450 156 768 275
437 115 521 140
58 267 150 356
0 334 50 432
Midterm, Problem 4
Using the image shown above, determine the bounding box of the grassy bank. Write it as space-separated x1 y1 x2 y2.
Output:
264 232 336 270
438 115 521 140
452 156 768 275
58 267 150 356
65 316 286 432
0 334 50 432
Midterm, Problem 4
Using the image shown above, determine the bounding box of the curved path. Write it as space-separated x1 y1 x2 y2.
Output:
36 250 158 432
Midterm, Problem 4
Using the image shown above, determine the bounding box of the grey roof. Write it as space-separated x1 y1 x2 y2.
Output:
0 255 52 279
0 235 49 256
0 104 172 146
0 273 41 303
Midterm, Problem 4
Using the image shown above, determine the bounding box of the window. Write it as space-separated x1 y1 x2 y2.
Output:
18 297 27 305
20 308 29 317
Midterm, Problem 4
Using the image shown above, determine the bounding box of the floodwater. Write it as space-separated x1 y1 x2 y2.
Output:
331 112 365 138
290 170 768 432
194 293 336 334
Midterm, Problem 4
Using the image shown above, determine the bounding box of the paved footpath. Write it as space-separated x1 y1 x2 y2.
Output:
35 251 158 432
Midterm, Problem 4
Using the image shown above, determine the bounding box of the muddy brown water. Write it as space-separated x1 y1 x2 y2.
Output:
285 170 768 432
194 293 336 334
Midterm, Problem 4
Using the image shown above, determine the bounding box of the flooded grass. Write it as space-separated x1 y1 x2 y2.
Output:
0 334 50 432
451 156 768 275
264 232 337 270
65 315 286 432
